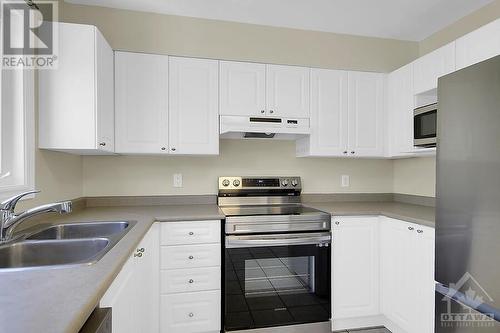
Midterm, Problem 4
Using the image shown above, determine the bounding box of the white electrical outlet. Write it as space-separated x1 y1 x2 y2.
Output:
173 173 183 188
341 175 350 187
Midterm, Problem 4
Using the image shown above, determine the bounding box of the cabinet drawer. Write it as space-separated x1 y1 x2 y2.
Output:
161 267 221 294
161 221 221 245
161 291 221 333
161 244 221 269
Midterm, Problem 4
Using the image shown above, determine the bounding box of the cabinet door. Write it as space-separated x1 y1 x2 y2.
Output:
347 72 385 157
266 64 310 118
95 28 115 152
387 64 415 157
413 42 455 94
380 218 418 333
169 57 219 155
308 68 348 156
413 225 435 333
332 216 380 319
114 51 169 154
456 19 500 70
219 61 266 116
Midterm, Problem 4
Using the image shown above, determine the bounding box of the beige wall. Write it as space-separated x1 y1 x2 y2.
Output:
83 140 393 196
393 157 436 197
420 0 500 55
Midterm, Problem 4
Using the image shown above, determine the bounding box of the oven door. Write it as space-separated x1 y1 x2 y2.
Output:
414 103 437 147
224 232 331 331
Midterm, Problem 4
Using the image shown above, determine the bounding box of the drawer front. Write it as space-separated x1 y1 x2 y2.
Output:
161 291 221 333
161 220 221 245
161 244 221 269
161 267 221 294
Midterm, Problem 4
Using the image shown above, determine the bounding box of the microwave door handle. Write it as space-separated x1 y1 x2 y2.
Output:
226 234 331 248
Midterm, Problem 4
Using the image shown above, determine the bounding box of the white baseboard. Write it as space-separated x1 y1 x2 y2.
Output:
331 315 385 331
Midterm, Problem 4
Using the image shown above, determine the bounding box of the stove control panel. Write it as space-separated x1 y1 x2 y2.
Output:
218 176 301 190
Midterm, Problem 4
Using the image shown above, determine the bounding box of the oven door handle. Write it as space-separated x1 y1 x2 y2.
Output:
225 233 331 248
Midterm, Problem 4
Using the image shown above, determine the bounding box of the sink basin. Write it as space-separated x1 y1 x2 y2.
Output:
0 238 109 269
27 221 131 240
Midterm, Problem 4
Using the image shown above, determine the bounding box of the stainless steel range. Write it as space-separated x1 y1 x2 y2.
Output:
218 176 331 333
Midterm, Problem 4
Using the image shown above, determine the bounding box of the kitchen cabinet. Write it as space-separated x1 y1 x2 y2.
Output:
380 217 435 333
168 57 219 155
456 19 500 70
347 72 386 157
386 64 415 157
100 223 160 333
39 23 114 154
296 68 348 157
219 61 266 116
266 64 310 118
413 42 455 94
160 220 221 333
296 70 385 158
332 216 380 321
114 51 169 154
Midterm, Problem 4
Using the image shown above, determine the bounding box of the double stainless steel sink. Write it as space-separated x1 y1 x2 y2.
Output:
0 221 136 270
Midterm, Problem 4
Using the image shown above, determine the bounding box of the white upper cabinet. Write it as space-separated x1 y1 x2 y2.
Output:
168 57 219 155
114 52 169 154
332 216 380 322
347 72 386 157
386 64 415 157
219 61 266 116
413 42 456 94
456 19 500 70
296 69 348 157
39 23 114 154
266 64 310 118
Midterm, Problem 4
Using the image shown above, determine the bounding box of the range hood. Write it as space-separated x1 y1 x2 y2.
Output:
220 116 310 140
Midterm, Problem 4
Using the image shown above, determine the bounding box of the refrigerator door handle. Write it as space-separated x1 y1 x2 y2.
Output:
436 282 500 321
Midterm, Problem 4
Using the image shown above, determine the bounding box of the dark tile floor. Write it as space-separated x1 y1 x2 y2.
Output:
335 327 391 333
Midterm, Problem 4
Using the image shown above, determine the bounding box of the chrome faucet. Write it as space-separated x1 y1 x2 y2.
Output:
0 190 72 243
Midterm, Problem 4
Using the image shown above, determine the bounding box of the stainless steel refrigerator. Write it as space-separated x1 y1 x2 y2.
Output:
435 55 500 332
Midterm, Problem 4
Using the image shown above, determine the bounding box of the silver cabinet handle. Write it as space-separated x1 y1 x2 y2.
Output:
134 253 143 258
189 279 194 284
188 255 194 260
137 248 145 253
417 229 424 234
189 232 194 236
408 226 415 231
99 142 106 146
188 313 194 318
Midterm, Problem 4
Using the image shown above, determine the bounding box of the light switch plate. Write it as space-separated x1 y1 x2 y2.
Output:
173 173 183 188
341 175 350 187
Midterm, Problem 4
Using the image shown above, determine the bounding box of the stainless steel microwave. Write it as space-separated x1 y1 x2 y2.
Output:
414 103 437 148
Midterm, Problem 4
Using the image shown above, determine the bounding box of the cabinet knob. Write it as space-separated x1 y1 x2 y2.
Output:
171 148 176 152
351 151 355 154
134 252 143 258
269 110 274 114
188 255 194 260
335 221 340 225
343 151 348 154
161 147 166 151
189 232 194 236
188 313 194 318
137 248 145 253
189 279 194 284
99 142 106 147
260 110 265 114
417 229 424 234
408 226 415 231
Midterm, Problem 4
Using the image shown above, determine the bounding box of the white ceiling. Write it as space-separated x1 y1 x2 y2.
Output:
64 0 494 41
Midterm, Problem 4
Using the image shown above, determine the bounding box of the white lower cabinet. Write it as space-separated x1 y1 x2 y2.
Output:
160 220 222 333
332 216 435 333
100 223 160 333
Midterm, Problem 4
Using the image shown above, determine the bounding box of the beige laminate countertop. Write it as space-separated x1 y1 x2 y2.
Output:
305 201 435 227
0 200 434 333
0 204 224 333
